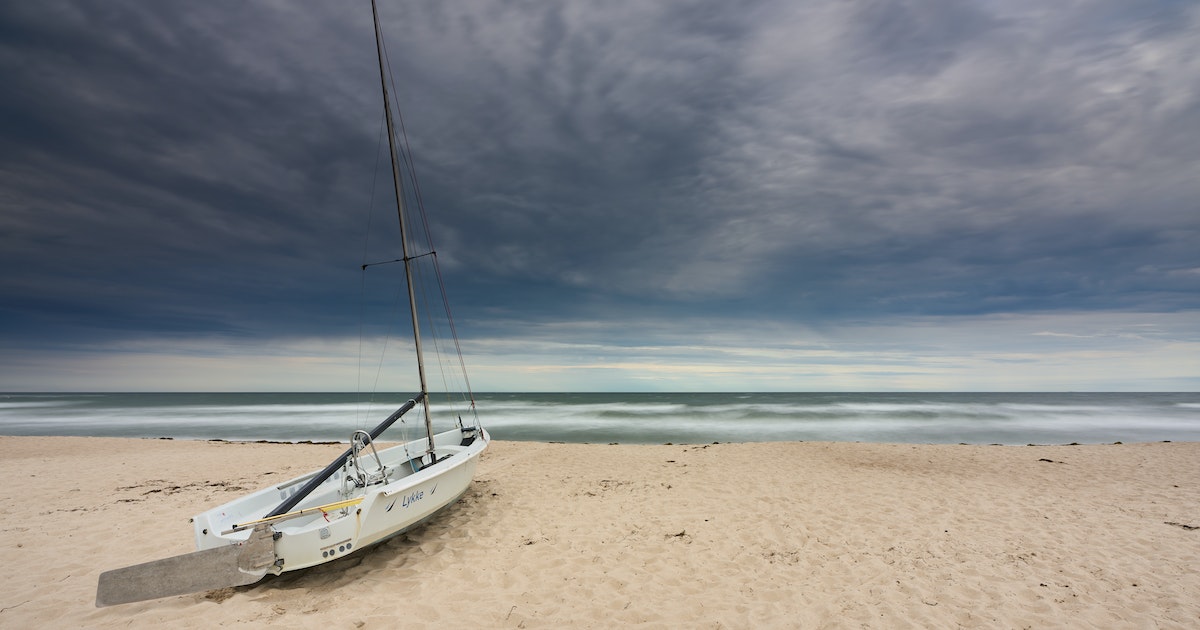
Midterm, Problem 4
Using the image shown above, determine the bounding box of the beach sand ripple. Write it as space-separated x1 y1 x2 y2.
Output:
1 436 1197 627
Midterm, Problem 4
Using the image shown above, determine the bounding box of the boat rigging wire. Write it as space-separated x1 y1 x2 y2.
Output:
361 251 436 269
357 106 391 431
375 10 478 420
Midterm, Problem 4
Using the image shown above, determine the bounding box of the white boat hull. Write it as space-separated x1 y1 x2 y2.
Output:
192 426 488 573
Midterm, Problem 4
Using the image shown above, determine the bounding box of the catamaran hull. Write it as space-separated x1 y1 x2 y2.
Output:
192 426 488 574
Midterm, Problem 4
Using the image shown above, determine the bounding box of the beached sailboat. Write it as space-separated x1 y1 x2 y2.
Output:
96 0 489 606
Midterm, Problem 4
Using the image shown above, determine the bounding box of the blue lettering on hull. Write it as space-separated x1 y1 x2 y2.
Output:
401 489 424 508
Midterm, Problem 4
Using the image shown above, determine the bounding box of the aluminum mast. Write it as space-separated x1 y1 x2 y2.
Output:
371 0 435 456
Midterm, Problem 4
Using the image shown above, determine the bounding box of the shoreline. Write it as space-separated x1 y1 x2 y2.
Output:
2 436 1198 627
2 432 1178 446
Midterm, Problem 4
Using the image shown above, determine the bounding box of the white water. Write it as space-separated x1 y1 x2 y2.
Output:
1 392 1197 445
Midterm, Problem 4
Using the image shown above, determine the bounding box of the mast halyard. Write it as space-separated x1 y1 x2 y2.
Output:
371 0 435 456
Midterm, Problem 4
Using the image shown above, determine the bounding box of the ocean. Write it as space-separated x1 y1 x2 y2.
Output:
1 392 1198 445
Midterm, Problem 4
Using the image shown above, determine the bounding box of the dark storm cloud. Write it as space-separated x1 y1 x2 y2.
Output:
698 0 1200 316
1 2 383 344
2 0 1198 359
373 0 1199 317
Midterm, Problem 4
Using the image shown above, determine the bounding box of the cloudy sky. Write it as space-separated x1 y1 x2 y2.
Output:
2 0 1197 392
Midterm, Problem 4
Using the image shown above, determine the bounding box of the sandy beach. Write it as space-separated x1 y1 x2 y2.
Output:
1 436 1197 628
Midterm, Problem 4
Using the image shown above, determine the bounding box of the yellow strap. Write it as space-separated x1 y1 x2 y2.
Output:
222 497 365 534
